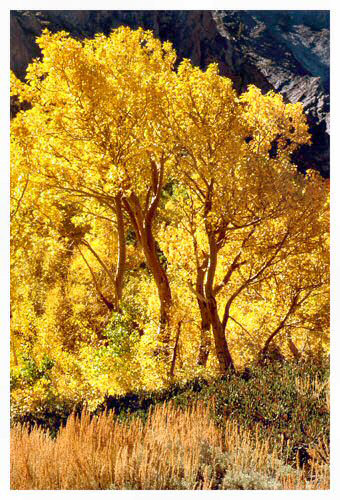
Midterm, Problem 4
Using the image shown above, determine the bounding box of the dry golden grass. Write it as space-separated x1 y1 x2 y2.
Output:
295 374 330 403
10 400 329 490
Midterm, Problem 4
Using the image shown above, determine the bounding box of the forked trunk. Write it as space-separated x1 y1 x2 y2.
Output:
122 162 172 356
125 198 172 350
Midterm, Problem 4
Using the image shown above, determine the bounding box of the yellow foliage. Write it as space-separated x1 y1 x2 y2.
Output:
10 26 329 402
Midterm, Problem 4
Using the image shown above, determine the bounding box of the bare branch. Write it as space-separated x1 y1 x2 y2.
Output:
11 176 29 219
76 243 114 311
81 239 116 287
221 230 290 331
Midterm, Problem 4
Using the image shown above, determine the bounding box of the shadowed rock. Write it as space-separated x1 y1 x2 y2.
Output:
10 10 329 176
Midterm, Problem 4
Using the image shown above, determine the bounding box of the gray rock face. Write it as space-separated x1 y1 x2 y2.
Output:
10 10 330 176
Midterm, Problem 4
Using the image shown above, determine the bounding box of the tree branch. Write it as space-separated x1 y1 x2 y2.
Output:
11 175 29 219
81 239 116 287
221 230 290 331
145 156 164 227
76 243 114 311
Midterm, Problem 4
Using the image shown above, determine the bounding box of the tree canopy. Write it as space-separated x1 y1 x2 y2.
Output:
10 27 329 404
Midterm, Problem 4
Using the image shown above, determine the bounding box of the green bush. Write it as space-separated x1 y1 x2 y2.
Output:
100 312 141 358
10 353 55 390
10 353 82 438
11 390 82 438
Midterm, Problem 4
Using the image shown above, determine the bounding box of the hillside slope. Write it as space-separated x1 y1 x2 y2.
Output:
10 10 329 174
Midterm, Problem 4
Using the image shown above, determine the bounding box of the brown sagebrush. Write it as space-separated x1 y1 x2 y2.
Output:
10 400 329 490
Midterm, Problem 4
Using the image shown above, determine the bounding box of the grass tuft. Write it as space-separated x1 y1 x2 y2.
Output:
11 399 329 490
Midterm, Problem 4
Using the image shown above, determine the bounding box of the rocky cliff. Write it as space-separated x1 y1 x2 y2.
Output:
10 10 330 176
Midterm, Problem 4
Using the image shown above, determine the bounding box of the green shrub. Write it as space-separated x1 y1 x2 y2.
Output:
10 353 55 389
100 312 141 358
11 359 329 459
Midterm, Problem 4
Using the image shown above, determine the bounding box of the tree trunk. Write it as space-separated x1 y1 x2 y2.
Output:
170 320 182 378
114 194 126 311
196 313 211 367
196 268 211 366
142 228 172 348
288 334 301 360
207 297 234 374
204 225 234 374
77 243 114 311
122 154 172 357
123 192 172 352
259 296 300 360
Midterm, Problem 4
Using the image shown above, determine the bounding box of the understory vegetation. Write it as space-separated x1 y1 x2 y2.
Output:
10 26 330 490
11 361 330 490
11 367 329 490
